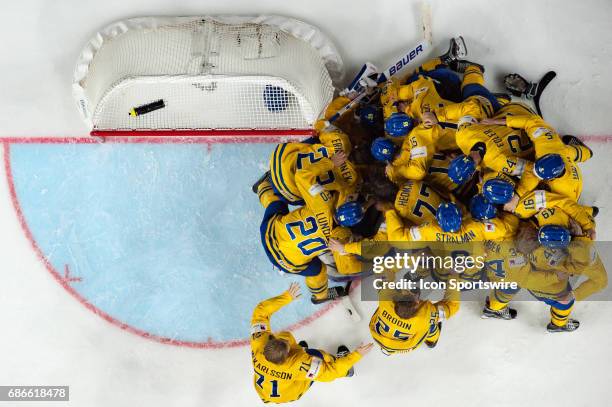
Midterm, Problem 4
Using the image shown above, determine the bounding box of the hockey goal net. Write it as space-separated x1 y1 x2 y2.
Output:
73 15 344 139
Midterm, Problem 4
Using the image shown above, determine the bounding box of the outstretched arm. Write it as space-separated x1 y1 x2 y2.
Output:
251 283 301 338
309 343 373 382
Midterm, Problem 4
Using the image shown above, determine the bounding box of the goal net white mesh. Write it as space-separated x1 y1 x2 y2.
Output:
73 16 344 135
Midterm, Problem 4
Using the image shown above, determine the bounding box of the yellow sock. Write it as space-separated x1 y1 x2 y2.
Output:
306 265 329 300
550 305 573 327
461 65 485 88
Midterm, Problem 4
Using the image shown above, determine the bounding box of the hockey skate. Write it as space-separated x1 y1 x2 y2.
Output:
336 345 354 377
440 36 467 65
481 297 518 320
251 171 271 194
547 319 580 333
311 285 347 305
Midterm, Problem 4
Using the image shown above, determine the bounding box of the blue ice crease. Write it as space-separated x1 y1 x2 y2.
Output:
9 143 323 342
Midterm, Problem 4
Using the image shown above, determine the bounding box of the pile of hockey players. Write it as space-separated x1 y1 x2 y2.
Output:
249 37 607 403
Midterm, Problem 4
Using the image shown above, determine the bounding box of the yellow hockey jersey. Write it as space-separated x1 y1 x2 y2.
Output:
527 238 606 301
482 215 528 284
394 179 442 225
547 156 583 201
504 114 587 200
386 124 442 183
369 288 460 354
505 114 589 161
385 209 515 243
425 153 460 194
251 292 362 403
513 190 595 232
454 120 539 196
269 134 358 238
259 181 331 273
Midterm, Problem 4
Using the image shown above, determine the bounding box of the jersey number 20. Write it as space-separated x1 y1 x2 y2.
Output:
286 217 327 256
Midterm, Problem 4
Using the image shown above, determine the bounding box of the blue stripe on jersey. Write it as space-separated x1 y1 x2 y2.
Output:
260 215 293 273
259 201 294 273
267 222 303 270
273 144 301 203
270 145 283 200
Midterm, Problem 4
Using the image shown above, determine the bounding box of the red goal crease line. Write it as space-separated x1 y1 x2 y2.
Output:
0 129 314 145
0 133 610 145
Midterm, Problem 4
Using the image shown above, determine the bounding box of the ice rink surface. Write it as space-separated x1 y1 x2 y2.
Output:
1 0 612 406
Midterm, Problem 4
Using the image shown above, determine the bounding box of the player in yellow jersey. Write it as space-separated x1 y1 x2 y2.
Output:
481 218 532 320
369 282 460 355
448 118 540 200
484 112 592 163
425 152 461 196
529 237 607 303
384 201 515 244
256 179 341 303
265 124 359 240
483 112 592 201
383 122 444 184
381 60 496 126
480 221 583 332
353 166 445 226
527 229 584 333
251 283 373 403
509 189 596 237
510 189 602 301
381 201 510 283
327 201 392 278
514 196 606 302
394 179 444 225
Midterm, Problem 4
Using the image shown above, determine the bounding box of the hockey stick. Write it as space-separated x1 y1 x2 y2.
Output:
327 39 431 124
533 70 557 117
340 280 362 322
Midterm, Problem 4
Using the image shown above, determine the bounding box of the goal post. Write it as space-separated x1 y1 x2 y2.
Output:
73 15 344 140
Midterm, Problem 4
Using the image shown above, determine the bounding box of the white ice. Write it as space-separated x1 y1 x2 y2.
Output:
1 0 612 406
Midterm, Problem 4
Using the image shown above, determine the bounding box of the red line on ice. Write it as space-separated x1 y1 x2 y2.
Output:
63 264 83 283
1 140 344 349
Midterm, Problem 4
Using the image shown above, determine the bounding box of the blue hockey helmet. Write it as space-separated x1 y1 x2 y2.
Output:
359 104 380 127
335 201 365 227
534 154 565 180
370 137 397 161
538 225 571 249
469 194 497 220
263 85 289 112
436 202 463 233
483 178 515 204
448 155 476 185
384 112 414 137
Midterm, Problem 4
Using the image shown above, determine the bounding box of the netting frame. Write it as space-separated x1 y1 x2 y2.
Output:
73 15 344 140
